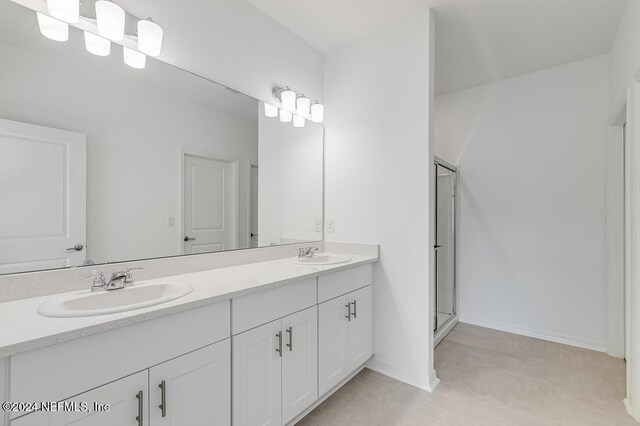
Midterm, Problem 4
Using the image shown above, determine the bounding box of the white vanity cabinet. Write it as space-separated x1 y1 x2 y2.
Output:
11 371 149 426
149 340 231 426
232 306 318 426
318 286 372 397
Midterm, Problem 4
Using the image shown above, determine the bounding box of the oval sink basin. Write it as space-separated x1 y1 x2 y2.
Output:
38 282 193 318
292 254 352 266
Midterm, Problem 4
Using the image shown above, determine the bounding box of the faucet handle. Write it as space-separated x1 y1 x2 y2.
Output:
123 267 143 283
81 271 106 290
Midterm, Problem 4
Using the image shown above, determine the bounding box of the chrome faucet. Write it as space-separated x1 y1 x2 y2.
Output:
298 246 319 258
83 268 143 292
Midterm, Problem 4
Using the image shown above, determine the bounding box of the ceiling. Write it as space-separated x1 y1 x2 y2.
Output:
248 0 629 96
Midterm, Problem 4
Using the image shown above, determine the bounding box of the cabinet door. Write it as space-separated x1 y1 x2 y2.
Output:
347 286 373 369
282 306 318 424
232 320 282 426
318 295 350 397
149 339 231 426
11 371 148 426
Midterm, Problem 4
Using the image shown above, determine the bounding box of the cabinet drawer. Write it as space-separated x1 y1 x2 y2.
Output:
232 279 316 335
10 301 230 415
318 264 372 303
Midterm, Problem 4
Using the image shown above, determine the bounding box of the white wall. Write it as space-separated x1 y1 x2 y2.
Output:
324 9 436 390
0 38 258 264
435 55 610 350
610 0 640 110
258 113 324 246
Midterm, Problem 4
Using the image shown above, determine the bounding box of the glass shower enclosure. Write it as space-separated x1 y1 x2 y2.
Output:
434 159 457 338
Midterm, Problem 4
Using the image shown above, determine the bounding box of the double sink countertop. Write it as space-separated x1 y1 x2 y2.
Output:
0 252 378 358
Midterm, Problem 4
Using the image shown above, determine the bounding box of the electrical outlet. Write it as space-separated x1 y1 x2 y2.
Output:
168 216 176 227
315 218 322 233
326 219 335 233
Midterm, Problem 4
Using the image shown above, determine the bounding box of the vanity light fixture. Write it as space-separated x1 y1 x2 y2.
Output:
84 31 111 56
264 103 278 118
123 46 146 69
296 96 311 118
279 109 293 123
37 12 69 41
95 0 125 41
47 0 79 23
293 115 305 128
310 101 324 123
137 18 163 57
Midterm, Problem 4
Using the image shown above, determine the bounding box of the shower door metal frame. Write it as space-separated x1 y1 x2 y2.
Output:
434 156 458 334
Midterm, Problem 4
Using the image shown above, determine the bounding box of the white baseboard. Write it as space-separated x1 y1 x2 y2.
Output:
459 316 607 352
366 357 436 392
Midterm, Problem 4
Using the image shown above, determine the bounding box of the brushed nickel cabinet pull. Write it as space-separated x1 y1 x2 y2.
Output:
345 303 351 321
276 331 283 357
352 300 357 319
286 326 293 351
136 390 144 426
159 380 167 418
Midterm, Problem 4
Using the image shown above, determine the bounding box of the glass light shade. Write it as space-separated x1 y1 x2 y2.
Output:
84 31 111 56
95 0 125 41
36 13 68 42
311 103 324 123
293 115 305 128
296 97 311 117
123 47 146 69
47 0 79 23
264 103 278 118
279 109 292 123
137 19 163 57
281 89 296 112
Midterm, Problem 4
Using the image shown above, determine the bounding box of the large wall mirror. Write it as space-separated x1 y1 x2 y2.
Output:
0 0 324 275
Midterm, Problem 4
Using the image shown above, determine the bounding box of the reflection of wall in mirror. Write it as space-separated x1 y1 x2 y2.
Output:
0 37 258 265
258 114 323 247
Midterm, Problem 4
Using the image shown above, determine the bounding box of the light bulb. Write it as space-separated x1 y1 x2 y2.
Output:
47 0 79 23
137 19 163 57
279 109 292 123
311 103 324 123
95 0 125 41
36 13 68 42
84 31 111 56
123 47 146 69
281 89 296 112
293 115 305 128
296 96 311 117
264 103 278 118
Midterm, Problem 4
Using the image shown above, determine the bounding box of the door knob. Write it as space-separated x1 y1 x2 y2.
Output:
66 244 84 251
184 236 196 242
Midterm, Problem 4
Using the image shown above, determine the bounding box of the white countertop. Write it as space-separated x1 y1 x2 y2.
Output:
0 253 377 358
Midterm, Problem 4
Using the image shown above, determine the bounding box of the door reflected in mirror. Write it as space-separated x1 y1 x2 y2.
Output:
0 0 323 275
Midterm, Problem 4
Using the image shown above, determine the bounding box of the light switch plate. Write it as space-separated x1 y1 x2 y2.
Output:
315 219 322 233
326 219 335 233
168 216 176 227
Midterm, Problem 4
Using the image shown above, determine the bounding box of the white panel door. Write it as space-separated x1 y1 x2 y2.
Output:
347 286 373 368
318 295 350 397
11 371 148 426
232 320 282 426
282 306 318 424
183 154 237 254
250 165 259 248
149 339 231 426
0 118 86 274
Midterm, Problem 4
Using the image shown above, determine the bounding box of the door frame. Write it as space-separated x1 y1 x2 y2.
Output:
179 148 240 255
618 76 640 422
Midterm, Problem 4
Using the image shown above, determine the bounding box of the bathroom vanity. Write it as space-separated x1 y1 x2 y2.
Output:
0 251 377 426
